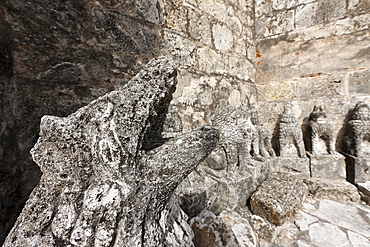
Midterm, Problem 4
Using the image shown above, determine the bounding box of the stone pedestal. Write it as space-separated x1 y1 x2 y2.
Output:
269 157 310 178
342 154 370 184
357 181 370 204
308 153 346 180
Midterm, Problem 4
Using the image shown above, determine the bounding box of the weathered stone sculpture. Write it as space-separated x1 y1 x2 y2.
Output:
176 105 269 218
309 106 337 155
211 106 260 169
251 108 276 158
278 103 306 158
348 101 370 157
4 57 219 247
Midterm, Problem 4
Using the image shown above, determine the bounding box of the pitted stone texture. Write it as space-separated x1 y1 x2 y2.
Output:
308 154 346 180
190 210 240 247
177 106 269 216
345 155 370 184
303 178 361 202
250 172 308 225
177 160 269 217
269 157 310 177
219 210 258 247
278 103 306 158
346 101 370 157
308 106 337 155
4 57 219 247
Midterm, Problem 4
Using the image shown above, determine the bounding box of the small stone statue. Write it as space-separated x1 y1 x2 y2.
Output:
278 103 306 157
309 106 337 155
210 106 260 169
347 101 370 157
251 108 276 158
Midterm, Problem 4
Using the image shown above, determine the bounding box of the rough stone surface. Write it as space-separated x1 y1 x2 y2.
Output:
308 154 347 180
176 106 269 216
269 157 310 177
303 178 361 202
0 0 163 242
278 103 307 158
3 58 219 247
190 210 240 247
346 101 370 157
308 106 337 155
219 210 258 247
255 0 370 156
358 181 370 204
250 172 308 225
344 155 370 184
273 198 370 246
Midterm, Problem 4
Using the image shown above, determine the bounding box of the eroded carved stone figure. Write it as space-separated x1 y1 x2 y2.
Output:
211 106 260 169
347 101 370 157
309 106 337 155
4 57 219 247
251 108 276 158
278 103 306 157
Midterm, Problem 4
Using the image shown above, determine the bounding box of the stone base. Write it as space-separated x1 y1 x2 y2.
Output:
357 181 370 205
308 153 346 180
269 157 310 178
342 154 370 184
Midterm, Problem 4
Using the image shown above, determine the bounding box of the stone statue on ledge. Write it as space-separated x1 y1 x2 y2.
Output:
278 103 306 158
343 101 370 184
309 105 337 155
347 101 370 157
307 106 345 180
251 108 276 158
4 57 219 247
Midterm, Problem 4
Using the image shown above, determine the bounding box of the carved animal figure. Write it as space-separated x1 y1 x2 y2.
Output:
211 106 260 169
309 106 337 155
278 103 306 157
4 58 219 247
251 109 276 158
347 101 370 157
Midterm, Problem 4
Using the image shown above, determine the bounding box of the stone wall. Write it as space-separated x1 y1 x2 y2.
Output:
0 0 163 243
162 0 257 130
255 0 370 151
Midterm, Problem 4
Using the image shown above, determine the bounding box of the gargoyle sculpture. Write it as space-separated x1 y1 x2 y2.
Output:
4 57 218 247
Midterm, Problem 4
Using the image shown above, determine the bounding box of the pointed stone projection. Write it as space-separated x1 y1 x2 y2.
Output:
4 57 219 247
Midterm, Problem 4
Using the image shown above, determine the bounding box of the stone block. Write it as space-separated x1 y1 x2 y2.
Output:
358 181 370 197
297 75 344 100
256 10 294 37
269 157 310 178
256 81 297 101
295 0 346 29
348 69 370 95
358 181 370 204
190 210 240 247
271 0 316 10
308 153 346 180
212 24 234 51
303 178 361 202
343 154 370 184
219 210 258 247
250 172 308 225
